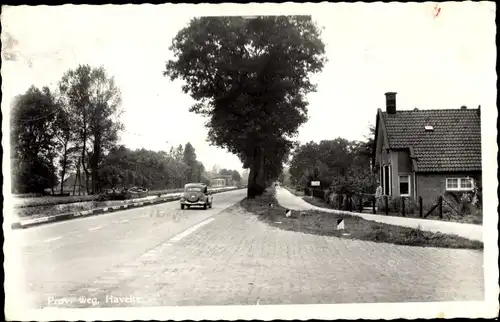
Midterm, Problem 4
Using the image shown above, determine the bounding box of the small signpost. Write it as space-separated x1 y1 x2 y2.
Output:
310 181 320 187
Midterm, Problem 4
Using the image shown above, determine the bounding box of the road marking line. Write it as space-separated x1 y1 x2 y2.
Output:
169 218 215 243
142 251 157 258
89 226 102 231
120 219 129 223
44 236 62 242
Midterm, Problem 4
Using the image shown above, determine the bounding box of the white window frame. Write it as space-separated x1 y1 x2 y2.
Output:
398 175 411 197
446 177 474 191
388 165 392 196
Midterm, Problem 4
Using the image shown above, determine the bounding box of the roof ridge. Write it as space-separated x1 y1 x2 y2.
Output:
382 108 480 113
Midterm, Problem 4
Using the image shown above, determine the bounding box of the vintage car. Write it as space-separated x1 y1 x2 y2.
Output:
180 183 213 210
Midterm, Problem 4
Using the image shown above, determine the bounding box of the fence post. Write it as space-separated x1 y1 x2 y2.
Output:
372 195 376 214
419 196 423 218
359 195 363 213
401 197 405 217
385 195 389 215
439 196 443 219
348 196 352 212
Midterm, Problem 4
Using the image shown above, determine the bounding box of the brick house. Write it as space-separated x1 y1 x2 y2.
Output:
372 92 482 203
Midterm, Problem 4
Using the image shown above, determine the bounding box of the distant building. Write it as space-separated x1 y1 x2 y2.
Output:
211 175 234 187
372 92 482 202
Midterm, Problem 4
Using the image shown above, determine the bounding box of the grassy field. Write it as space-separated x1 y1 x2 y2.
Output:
240 188 483 250
301 195 482 225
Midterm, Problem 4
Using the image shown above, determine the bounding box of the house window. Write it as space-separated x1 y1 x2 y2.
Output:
446 178 474 191
446 178 459 189
399 175 410 196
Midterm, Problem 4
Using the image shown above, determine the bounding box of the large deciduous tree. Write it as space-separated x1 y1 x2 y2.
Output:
59 65 123 194
165 16 326 198
53 94 80 195
231 170 242 183
10 86 60 193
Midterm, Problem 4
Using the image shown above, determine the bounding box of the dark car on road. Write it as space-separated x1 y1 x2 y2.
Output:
180 183 213 210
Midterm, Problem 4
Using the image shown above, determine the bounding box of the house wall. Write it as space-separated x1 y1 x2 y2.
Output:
397 150 412 173
393 150 415 198
416 172 482 203
375 122 416 198
379 150 415 198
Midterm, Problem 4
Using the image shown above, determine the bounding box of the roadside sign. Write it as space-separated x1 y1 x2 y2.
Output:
311 181 320 187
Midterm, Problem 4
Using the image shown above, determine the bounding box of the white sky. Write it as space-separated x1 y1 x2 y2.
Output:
1 3 496 174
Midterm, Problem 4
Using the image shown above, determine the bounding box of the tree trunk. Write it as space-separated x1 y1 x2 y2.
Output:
60 143 69 195
91 133 101 194
247 146 266 198
72 162 78 196
75 160 82 196
81 143 91 195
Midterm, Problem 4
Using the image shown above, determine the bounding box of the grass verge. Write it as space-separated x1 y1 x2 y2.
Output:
241 188 482 250
301 196 482 225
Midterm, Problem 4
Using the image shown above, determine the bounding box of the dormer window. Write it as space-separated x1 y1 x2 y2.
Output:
424 125 434 131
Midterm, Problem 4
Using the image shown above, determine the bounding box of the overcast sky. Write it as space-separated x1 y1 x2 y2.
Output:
1 3 496 174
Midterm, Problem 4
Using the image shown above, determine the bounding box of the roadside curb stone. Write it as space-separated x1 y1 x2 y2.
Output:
11 187 243 230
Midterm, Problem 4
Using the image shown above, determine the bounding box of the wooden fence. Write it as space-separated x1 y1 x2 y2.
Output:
306 187 458 218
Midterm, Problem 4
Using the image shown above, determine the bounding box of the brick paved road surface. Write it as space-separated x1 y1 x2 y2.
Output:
33 203 483 309
8 189 247 310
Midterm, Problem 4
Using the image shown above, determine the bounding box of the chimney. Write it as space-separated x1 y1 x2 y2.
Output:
385 92 397 114
461 105 467 109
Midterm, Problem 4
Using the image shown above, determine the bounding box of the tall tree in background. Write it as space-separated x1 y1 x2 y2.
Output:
59 65 123 194
231 170 242 183
182 142 198 182
10 86 60 193
289 128 377 194
53 93 80 195
165 16 326 198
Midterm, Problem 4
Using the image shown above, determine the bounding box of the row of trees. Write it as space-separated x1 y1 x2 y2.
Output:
165 16 327 198
97 143 209 192
288 127 377 196
10 64 214 195
10 65 123 195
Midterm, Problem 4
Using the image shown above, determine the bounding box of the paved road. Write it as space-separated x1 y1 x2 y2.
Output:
7 187 484 315
8 189 247 310
276 187 483 242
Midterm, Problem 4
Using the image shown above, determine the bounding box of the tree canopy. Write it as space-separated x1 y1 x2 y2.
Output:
58 64 123 194
289 126 377 196
165 16 326 197
10 65 212 195
10 86 60 193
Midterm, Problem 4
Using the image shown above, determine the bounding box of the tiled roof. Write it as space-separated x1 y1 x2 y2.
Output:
381 108 482 172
